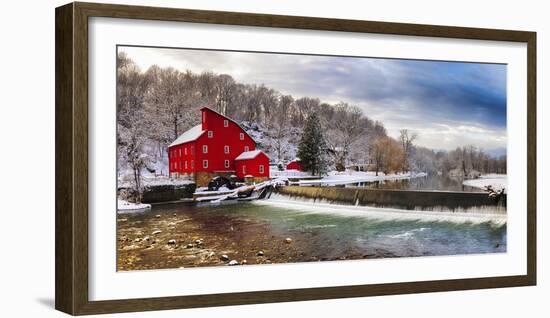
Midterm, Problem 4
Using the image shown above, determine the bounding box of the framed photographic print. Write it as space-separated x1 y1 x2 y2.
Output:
55 2 536 315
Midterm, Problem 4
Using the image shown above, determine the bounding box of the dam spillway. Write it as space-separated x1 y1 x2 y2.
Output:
276 185 506 214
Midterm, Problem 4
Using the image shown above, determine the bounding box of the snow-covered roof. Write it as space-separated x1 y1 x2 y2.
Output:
234 150 264 161
169 124 205 147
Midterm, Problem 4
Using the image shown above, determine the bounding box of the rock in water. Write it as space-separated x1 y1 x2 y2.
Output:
257 250 265 256
186 243 194 248
155 214 161 218
241 260 247 265
220 254 230 261
228 260 239 266
152 230 162 235
167 239 176 245
284 238 292 244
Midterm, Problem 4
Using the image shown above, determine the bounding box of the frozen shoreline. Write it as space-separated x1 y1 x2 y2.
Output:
462 174 507 192
296 171 428 186
117 199 151 212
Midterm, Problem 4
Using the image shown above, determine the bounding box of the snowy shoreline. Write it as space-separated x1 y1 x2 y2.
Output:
296 171 427 186
117 199 151 212
462 174 507 192
118 175 194 189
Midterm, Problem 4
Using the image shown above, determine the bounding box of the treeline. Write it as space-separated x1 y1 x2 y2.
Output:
413 146 507 177
117 51 506 182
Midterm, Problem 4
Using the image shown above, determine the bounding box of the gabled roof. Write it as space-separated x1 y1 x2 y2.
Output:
169 107 257 148
168 124 205 147
234 150 265 161
201 107 255 143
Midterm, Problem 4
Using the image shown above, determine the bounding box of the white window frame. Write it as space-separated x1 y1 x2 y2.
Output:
224 160 230 168
202 145 208 154
224 119 229 127
244 146 250 152
208 130 213 138
224 145 229 154
203 160 208 168
239 133 244 140
259 165 264 174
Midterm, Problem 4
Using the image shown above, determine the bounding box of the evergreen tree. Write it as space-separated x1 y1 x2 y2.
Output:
297 113 328 176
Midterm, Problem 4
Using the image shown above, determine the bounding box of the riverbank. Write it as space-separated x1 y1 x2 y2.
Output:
117 204 397 271
295 171 427 186
462 174 507 192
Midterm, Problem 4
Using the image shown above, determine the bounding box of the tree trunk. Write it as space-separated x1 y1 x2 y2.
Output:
133 166 142 203
173 116 178 140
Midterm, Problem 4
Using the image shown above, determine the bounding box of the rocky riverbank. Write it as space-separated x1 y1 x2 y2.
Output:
117 203 397 271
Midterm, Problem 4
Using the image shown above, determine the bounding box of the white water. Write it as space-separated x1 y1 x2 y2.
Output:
253 196 506 226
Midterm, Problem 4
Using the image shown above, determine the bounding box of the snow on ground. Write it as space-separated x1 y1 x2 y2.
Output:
194 186 240 195
140 175 194 187
118 173 194 189
297 170 427 186
117 199 151 212
118 148 196 189
270 169 311 178
462 174 507 192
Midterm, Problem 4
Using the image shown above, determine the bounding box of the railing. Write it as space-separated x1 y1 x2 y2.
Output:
270 170 311 177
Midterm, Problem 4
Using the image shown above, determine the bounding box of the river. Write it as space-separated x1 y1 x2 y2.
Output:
117 192 506 271
344 174 480 191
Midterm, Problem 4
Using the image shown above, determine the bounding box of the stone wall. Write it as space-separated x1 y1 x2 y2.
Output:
195 171 237 187
244 176 269 185
140 183 196 203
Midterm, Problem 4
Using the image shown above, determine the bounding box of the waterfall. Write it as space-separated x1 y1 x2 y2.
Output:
256 192 507 225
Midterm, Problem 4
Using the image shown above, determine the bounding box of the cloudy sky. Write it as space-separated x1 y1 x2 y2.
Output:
119 46 507 153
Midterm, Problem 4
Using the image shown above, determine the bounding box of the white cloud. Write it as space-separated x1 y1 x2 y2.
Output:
119 46 507 152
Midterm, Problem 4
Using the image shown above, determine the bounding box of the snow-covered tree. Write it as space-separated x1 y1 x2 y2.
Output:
297 113 328 176
325 103 367 171
399 129 418 173
118 106 151 202
272 95 293 161
215 74 236 116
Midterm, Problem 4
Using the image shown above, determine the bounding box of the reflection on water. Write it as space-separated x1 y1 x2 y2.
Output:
345 174 480 192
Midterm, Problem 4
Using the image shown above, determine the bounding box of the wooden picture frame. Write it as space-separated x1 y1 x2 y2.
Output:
55 2 536 315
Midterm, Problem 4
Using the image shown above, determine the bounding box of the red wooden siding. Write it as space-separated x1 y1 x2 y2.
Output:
168 107 270 180
168 142 196 175
234 152 270 179
286 160 303 171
